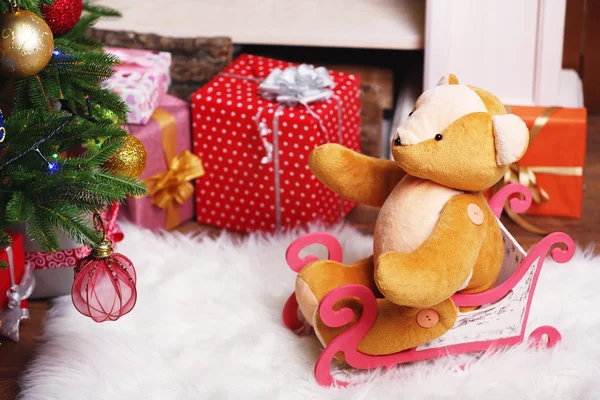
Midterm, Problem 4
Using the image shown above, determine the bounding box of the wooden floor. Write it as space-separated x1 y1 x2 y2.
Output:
1 115 599 400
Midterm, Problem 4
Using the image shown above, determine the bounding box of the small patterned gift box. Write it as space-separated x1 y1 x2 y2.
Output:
104 47 172 125
192 54 361 233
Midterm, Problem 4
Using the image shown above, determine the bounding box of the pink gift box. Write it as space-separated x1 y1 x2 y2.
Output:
120 94 197 230
104 47 172 125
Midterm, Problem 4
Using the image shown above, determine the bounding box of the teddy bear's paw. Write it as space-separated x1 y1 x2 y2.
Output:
314 298 458 356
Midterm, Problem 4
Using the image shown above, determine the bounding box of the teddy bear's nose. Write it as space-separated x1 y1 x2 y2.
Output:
394 137 402 146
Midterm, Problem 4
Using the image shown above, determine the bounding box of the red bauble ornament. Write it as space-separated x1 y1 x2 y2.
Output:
71 215 137 322
40 0 83 35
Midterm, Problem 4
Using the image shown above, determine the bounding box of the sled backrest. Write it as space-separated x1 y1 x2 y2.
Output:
494 218 527 286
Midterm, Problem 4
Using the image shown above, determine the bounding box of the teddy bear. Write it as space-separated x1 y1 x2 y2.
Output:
294 74 530 356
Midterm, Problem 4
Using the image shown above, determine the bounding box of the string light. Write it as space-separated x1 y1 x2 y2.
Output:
0 94 96 172
48 162 59 172
51 48 68 64
34 148 59 174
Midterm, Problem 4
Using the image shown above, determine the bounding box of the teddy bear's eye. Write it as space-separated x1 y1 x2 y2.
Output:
435 134 443 141
394 137 401 146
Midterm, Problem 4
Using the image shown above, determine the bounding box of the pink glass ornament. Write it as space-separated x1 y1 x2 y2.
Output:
71 214 137 322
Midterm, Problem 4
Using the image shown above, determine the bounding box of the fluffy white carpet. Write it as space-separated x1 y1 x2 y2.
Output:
18 224 600 400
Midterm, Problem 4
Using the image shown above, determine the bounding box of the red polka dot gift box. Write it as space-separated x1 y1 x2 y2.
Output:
192 54 361 233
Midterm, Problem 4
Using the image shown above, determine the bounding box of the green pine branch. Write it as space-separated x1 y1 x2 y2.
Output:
61 13 100 41
0 0 52 15
6 192 33 222
0 0 146 252
96 170 147 197
35 203 102 247
82 2 121 18
26 206 60 252
0 232 11 246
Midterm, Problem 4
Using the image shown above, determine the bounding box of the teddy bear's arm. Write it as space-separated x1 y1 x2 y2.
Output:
374 194 489 308
309 143 406 207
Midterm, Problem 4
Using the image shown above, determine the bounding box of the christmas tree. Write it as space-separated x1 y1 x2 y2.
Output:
0 0 146 265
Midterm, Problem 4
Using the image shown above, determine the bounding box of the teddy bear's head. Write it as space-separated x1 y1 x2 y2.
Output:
391 74 529 192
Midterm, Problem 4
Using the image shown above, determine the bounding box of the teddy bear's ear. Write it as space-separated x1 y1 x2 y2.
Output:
492 114 529 166
437 74 459 85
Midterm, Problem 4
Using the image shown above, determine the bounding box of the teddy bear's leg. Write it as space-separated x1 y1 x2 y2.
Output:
313 297 458 356
295 256 379 325
375 194 494 309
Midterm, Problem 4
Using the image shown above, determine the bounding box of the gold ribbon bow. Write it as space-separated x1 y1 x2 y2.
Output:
143 109 205 230
493 106 583 235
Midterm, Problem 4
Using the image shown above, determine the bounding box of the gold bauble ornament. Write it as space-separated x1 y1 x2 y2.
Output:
104 135 147 177
0 9 54 78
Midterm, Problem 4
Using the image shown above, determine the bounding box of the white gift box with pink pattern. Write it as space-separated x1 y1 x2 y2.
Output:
103 47 172 125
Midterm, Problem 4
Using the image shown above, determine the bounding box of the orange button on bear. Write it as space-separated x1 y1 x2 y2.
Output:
416 309 440 328
467 203 485 225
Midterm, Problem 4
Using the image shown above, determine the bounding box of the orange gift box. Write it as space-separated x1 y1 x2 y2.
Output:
497 106 587 219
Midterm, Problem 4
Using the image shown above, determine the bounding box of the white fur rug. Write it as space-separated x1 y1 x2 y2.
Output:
18 224 600 400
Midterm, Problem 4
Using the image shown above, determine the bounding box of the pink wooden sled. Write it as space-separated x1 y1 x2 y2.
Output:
282 183 575 387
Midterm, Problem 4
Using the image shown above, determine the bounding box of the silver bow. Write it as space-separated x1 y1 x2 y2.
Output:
258 64 335 105
0 244 35 342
